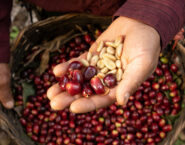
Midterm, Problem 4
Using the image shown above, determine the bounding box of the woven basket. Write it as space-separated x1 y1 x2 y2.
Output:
1 14 185 145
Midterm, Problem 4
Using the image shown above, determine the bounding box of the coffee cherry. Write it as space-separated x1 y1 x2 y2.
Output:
66 81 82 95
163 124 172 132
103 74 117 88
134 101 143 110
90 77 105 94
59 75 69 91
170 64 178 72
159 131 166 138
83 66 97 81
84 34 91 43
151 123 159 132
172 95 181 103
71 69 84 84
152 83 160 90
155 67 163 76
68 61 83 71
75 37 82 45
82 83 94 97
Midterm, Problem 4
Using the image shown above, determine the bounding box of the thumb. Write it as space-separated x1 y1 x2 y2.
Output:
116 56 156 105
0 85 14 109
53 52 88 77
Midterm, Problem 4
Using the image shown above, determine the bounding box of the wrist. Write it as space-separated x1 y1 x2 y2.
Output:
114 16 160 38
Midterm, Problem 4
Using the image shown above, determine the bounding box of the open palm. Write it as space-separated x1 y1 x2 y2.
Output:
47 17 161 113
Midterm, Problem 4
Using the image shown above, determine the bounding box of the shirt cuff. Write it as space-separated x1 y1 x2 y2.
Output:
114 0 185 48
0 0 12 63
0 43 10 63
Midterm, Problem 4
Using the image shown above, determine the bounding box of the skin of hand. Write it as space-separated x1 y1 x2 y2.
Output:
47 16 161 113
0 63 14 109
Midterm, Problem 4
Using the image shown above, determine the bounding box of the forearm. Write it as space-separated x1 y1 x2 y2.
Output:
114 0 185 48
0 0 12 63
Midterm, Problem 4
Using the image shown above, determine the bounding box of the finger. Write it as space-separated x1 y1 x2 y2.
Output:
53 53 88 77
70 98 96 113
53 61 69 77
70 88 116 113
47 83 62 100
50 92 79 110
90 88 116 109
0 89 14 109
116 56 157 106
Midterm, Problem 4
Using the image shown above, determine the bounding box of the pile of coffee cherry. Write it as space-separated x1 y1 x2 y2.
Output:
14 32 182 145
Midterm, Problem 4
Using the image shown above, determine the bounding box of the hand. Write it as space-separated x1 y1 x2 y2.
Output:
47 16 161 113
0 63 14 109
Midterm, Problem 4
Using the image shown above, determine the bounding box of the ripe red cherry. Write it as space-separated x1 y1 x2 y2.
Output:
152 83 160 90
84 34 91 43
75 37 82 45
172 95 181 103
159 119 166 127
159 131 166 139
151 123 159 132
142 81 150 87
134 90 142 100
156 92 163 103
71 70 84 84
155 67 163 76
90 77 105 94
59 75 69 91
82 83 94 97
103 74 117 88
34 76 42 85
69 50 80 58
169 82 177 91
170 64 178 72
66 81 82 96
161 84 169 91
80 43 88 50
136 132 143 139
83 66 97 81
161 64 168 70
69 42 76 48
163 124 172 132
152 112 160 121
123 110 130 119
68 61 83 71
134 101 143 109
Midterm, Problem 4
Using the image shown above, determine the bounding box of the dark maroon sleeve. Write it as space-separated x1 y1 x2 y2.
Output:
114 0 185 48
0 0 12 63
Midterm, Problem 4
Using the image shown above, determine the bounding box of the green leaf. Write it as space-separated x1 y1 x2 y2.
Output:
165 111 181 125
164 91 171 100
182 103 185 109
10 26 19 39
21 82 35 107
173 74 178 80
174 138 185 145
176 78 182 87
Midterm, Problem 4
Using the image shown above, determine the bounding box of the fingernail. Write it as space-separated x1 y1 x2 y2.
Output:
50 101 56 110
123 93 130 106
5 101 14 109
